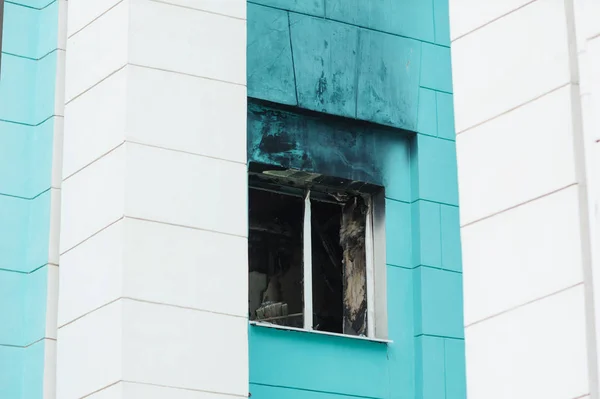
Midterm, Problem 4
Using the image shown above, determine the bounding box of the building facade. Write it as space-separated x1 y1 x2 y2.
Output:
452 1 600 399
8 1 599 399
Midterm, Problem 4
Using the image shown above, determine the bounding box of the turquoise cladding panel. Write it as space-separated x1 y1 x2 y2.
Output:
250 327 389 398
0 0 60 397
247 2 422 131
247 0 465 398
0 341 46 399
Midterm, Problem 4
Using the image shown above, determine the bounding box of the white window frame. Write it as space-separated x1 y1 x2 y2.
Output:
250 185 389 342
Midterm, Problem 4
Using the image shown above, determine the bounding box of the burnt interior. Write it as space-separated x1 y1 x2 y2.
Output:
248 166 377 336
311 200 344 333
248 188 304 327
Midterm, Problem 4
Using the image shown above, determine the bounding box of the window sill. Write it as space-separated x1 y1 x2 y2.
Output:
249 321 392 344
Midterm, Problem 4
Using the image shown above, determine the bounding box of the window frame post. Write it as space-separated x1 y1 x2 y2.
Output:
303 190 313 330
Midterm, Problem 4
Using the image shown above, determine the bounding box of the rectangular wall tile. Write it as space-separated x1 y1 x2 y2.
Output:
65 0 128 102
456 85 577 224
357 30 421 130
125 143 247 237
123 218 248 317
289 13 358 118
2 2 39 58
60 146 125 253
129 0 245 85
420 43 452 93
249 326 388 398
415 135 459 205
57 301 123 399
155 0 246 19
462 186 584 325
433 0 450 46
0 196 30 272
451 0 570 132
251 0 324 16
326 0 434 42
449 0 534 40
415 336 445 399
387 267 416 399
247 3 296 105
122 300 248 397
465 286 588 399
0 55 37 124
386 199 412 268
63 67 127 178
88 382 244 399
412 200 442 268
440 205 461 272
67 0 121 36
126 65 247 163
417 87 437 136
445 339 467 399
250 384 363 399
415 267 464 338
58 221 123 326
436 92 455 140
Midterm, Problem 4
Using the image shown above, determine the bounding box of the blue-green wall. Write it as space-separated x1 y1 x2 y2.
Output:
247 1 465 398
0 0 60 397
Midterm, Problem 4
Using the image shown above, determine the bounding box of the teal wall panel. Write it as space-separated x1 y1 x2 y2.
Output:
412 201 442 268
2 0 59 59
249 0 325 16
415 267 464 339
250 384 364 399
386 200 412 268
433 0 451 46
325 0 435 43
0 267 48 347
414 135 459 205
415 336 445 399
0 341 45 399
436 92 456 140
0 0 60 396
247 4 296 106
2 3 40 57
0 55 38 124
441 206 462 273
417 88 437 137
0 195 30 271
249 327 389 398
290 13 358 118
445 340 467 399
420 43 453 93
0 119 54 199
356 30 420 130
247 1 464 398
387 266 416 399
0 192 52 273
380 134 411 202
247 4 428 132
0 271 26 345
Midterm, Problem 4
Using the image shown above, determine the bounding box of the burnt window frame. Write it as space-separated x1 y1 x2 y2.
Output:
248 165 389 341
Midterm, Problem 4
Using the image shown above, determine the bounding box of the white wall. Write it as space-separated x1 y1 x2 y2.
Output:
56 1 248 397
450 0 599 398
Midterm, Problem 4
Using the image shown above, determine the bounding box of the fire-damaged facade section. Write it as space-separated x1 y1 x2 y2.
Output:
248 165 381 337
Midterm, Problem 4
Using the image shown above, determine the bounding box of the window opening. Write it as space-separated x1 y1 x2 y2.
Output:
248 167 383 338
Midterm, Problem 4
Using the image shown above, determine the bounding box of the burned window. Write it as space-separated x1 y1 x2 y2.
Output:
248 166 385 338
